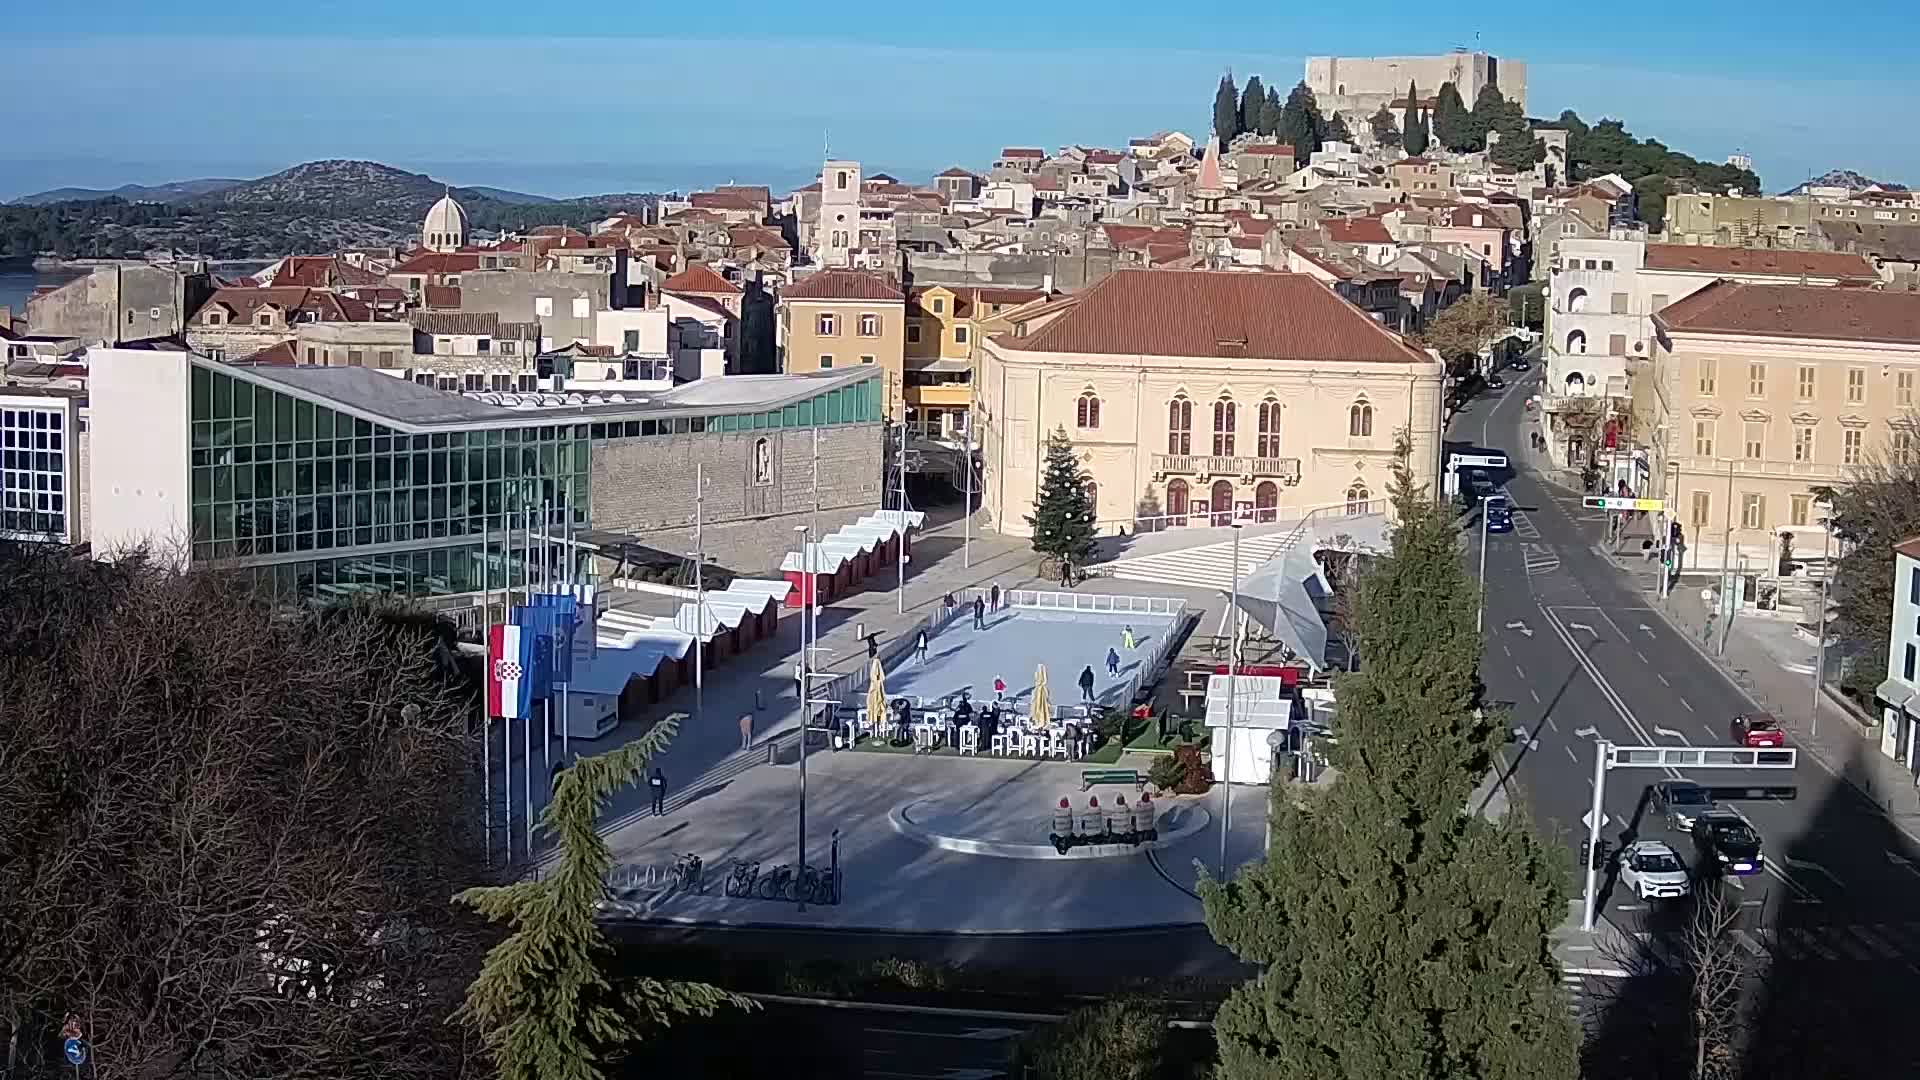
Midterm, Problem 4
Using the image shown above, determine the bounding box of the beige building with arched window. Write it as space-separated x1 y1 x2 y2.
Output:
976 269 1446 537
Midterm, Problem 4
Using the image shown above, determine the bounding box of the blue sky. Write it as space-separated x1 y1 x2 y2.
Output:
1 1 1912 200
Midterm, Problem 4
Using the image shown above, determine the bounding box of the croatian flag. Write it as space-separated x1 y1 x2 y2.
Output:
486 623 535 719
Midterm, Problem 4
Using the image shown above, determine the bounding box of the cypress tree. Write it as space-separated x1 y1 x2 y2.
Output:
1214 74 1241 149
1400 81 1428 156
1432 81 1471 151
1276 81 1325 165
457 716 751 1080
1201 446 1579 1080
1025 427 1098 585
1239 75 1266 143
1259 86 1284 136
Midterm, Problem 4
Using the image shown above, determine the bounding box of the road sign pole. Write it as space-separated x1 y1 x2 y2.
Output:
1581 739 1609 932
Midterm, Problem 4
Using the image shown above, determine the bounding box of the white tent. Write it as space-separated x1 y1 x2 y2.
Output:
1204 674 1293 785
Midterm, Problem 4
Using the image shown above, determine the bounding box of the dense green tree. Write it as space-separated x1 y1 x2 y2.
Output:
1401 82 1429 156
1200 448 1579 1080
457 717 750 1080
1214 74 1241 149
1239 75 1266 143
1014 999 1176 1080
1324 111 1352 145
1460 82 1514 151
1489 120 1547 171
1276 81 1326 164
1367 105 1401 149
1431 81 1472 151
1025 427 1098 585
1813 446 1920 700
1259 86 1283 136
1633 173 1676 231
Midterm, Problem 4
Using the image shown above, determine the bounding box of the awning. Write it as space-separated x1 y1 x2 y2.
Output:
1875 677 1916 710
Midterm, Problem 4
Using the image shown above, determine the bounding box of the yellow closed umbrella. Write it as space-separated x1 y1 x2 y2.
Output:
866 658 886 742
1029 664 1050 730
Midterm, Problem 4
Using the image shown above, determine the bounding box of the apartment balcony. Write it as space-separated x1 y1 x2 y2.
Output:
1151 453 1302 485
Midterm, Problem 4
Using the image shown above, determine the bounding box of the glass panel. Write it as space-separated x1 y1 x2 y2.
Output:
231 378 253 422
191 364 212 421
315 407 334 440
212 372 233 419
798 399 814 425
295 399 315 439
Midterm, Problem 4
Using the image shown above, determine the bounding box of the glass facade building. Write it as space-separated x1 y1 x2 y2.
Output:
185 361 882 601
0 396 74 542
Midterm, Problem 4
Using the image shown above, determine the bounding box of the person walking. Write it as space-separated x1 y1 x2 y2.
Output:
990 583 1002 610
972 596 986 630
648 768 667 815
1078 664 1096 704
915 628 930 664
1105 646 1121 676
1121 624 1136 650
738 712 754 750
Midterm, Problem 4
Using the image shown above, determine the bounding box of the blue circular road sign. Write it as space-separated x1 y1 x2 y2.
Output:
63 1038 87 1066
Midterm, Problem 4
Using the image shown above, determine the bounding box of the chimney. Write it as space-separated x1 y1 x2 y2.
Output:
1042 272 1055 294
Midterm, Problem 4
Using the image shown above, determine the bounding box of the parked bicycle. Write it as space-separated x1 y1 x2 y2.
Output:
757 863 796 901
724 860 760 898
673 852 704 894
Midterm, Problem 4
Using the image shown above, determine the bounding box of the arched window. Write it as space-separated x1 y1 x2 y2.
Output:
1346 483 1372 516
1566 287 1589 313
1349 400 1374 437
1166 479 1189 526
1566 329 1588 355
1257 398 1282 457
752 437 773 486
1076 391 1102 430
1167 396 1192 455
1255 481 1279 523
1212 396 1237 456
1210 480 1235 526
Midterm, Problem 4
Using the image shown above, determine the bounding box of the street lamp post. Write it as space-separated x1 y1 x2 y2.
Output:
794 524 813 911
1219 523 1242 881
1476 494 1495 635
1811 521 1832 740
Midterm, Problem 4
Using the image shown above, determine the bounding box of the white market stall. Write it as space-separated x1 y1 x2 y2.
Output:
1204 674 1293 785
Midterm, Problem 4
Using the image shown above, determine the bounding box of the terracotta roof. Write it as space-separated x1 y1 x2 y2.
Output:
1656 281 1920 343
690 190 763 212
1325 217 1395 245
230 340 300 367
411 311 500 337
728 226 788 250
662 263 742 295
271 255 385 289
712 184 771 201
422 285 461 310
389 251 482 275
1642 244 1879 281
1086 151 1124 165
1895 535 1920 561
670 293 733 321
1237 144 1295 158
192 287 371 325
998 148 1045 159
936 167 979 179
999 269 1430 363
781 269 904 302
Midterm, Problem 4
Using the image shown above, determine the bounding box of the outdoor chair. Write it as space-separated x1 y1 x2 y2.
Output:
989 729 1010 755
1047 730 1068 759
1020 731 1041 757
958 726 979 755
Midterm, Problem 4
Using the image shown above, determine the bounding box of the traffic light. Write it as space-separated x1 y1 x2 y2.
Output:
1592 839 1612 871
1671 521 1685 546
1579 839 1592 869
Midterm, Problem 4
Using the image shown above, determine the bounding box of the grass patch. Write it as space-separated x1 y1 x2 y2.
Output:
1124 723 1211 755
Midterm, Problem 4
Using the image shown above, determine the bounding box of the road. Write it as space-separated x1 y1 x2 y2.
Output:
1454 368 1920 1069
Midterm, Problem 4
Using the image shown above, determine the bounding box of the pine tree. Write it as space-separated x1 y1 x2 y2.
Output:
1276 81 1325 165
1400 81 1428 156
457 716 751 1080
1213 74 1241 150
1259 86 1284 136
1200 446 1579 1080
1431 81 1471 151
1025 427 1098 585
1367 105 1401 149
1489 122 1547 171
1464 82 1513 151
1239 75 1266 143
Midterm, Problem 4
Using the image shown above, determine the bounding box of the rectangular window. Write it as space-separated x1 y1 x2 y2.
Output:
1844 428 1863 465
535 297 553 317
1744 422 1764 460
1902 371 1915 407
1906 643 1916 682
907 324 921 344
1693 420 1714 457
1790 493 1811 527
1797 366 1816 400
817 313 837 336
819 355 834 369
1698 358 1716 395
623 330 640 352
1651 293 1670 311
1741 493 1766 530
1897 430 1915 462
1610 292 1629 314
1848 367 1866 403
1747 363 1766 398
859 313 880 336
860 355 875 364
572 297 591 319
1912 566 1920 606
1690 490 1710 528
954 326 969 344
1793 424 1814 462
1608 334 1627 355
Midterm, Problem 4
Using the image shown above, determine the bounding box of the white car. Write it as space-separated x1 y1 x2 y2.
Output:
1618 840 1692 900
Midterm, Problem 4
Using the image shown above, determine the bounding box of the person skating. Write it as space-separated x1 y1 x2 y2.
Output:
738 712 753 750
1121 624 1136 650
915 628 929 664
649 768 667 815
993 675 1006 702
1105 646 1121 676
990 583 1002 609
1078 664 1096 704
972 596 986 630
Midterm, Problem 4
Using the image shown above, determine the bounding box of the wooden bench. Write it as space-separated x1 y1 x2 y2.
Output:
1081 768 1143 792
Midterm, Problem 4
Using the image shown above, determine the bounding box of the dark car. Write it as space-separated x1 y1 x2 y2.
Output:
1691 811 1762 876
1509 358 1532 371
1484 496 1513 533
1730 712 1786 748
1650 779 1716 831
1487 375 1507 390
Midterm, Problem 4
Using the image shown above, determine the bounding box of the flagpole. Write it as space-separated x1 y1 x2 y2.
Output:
560 499 572 762
540 502 553 825
521 502 533 859
481 509 493 868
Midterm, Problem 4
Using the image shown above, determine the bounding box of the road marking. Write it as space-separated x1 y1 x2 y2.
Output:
1638 623 1656 637
1573 726 1598 739
1732 929 1767 956
1634 649 1649 663
1568 622 1596 635
863 1027 1025 1042
1565 746 1577 762
1515 664 1527 679
1740 899 1765 908
1502 644 1511 656
1763 857 1821 902
1545 715 1558 732
1617 903 1642 911
1506 620 1534 638
1887 851 1920 879
1679 698 1694 712
1784 857 1845 891
1656 673 1669 686
1654 726 1689 743
1529 688 1542 703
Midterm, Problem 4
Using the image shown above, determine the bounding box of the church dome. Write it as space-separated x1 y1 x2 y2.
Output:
422 193 469 252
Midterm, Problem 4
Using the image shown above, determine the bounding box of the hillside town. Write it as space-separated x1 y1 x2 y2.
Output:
9 46 1920 1080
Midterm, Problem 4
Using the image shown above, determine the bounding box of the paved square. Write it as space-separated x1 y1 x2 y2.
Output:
881 607 1178 711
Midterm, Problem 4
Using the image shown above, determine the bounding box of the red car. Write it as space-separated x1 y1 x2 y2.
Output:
1730 712 1786 748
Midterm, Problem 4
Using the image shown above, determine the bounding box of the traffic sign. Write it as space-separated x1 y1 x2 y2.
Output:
63 1038 86 1067
1450 453 1508 469
1581 809 1611 830
1582 496 1667 512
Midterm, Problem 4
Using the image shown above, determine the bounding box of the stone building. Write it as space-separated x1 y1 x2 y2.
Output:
422 193 470 253
1305 51 1526 119
183 286 378 363
778 269 907 415
26 262 213 346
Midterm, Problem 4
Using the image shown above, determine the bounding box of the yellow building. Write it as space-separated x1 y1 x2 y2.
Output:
977 268 1445 535
904 284 1051 441
778 269 906 414
1643 281 1920 569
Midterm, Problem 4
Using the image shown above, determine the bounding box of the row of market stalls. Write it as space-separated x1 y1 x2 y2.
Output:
780 510 925 609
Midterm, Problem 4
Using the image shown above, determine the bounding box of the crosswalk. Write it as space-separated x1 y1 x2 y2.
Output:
1522 542 1561 576
1104 528 1305 593
1622 920 1920 970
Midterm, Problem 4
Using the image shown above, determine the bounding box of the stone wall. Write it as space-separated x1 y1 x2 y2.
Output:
589 422 885 573
27 265 210 345
902 249 1120 292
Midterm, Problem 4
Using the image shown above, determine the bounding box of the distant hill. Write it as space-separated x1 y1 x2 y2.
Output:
1780 169 1909 196
462 185 557 204
9 178 243 206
